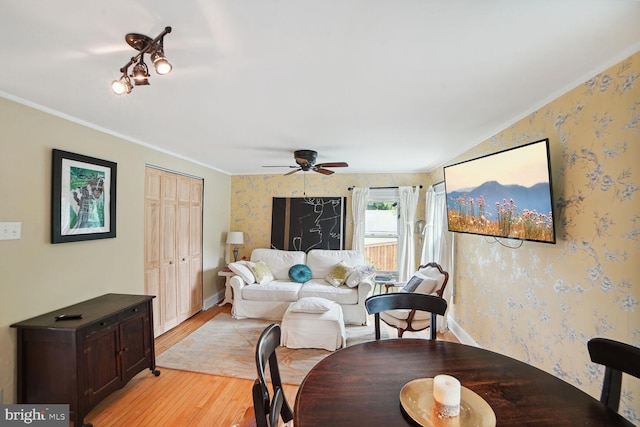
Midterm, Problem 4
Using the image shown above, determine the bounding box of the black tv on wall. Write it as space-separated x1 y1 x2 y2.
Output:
443 138 556 244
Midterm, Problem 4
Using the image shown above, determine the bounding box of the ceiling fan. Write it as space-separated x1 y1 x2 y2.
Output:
264 150 348 175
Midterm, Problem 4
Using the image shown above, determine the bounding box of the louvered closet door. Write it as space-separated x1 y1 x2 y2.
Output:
145 167 203 336
144 168 162 334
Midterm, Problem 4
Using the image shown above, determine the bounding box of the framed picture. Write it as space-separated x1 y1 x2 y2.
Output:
271 197 346 252
51 149 117 243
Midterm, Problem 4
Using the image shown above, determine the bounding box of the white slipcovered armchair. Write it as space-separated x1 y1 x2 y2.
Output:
379 262 449 337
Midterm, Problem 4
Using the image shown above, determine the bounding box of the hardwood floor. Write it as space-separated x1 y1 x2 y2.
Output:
84 303 458 427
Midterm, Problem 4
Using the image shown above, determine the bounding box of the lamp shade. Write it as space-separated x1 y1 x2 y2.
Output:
226 232 244 245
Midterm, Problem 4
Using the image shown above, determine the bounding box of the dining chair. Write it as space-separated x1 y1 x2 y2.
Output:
587 337 640 412
253 323 294 427
365 293 447 340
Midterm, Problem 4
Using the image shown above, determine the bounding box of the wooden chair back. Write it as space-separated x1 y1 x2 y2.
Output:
588 337 640 411
365 293 447 340
254 324 294 427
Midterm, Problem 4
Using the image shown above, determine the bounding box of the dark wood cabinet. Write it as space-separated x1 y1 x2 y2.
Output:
11 294 159 427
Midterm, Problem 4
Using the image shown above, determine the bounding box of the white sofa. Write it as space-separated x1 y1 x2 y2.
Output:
230 248 373 325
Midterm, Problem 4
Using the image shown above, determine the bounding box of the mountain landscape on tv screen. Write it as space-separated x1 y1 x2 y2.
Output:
446 180 552 217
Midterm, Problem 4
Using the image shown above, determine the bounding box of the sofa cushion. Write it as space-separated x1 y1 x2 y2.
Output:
299 279 359 305
251 249 306 280
250 261 275 285
307 249 366 279
345 264 375 288
289 297 336 313
325 261 354 287
228 261 256 284
241 280 300 302
289 264 312 283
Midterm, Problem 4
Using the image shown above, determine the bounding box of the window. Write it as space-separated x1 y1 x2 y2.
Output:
364 190 400 275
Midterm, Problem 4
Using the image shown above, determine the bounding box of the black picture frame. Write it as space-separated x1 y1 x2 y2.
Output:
271 197 346 252
51 149 117 243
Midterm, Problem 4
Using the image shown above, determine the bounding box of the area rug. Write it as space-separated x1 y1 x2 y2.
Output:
156 312 386 385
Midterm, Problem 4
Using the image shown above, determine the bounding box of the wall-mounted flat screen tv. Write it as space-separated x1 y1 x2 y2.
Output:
443 138 556 244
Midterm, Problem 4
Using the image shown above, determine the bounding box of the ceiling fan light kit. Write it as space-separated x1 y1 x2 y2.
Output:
264 150 349 176
111 26 172 95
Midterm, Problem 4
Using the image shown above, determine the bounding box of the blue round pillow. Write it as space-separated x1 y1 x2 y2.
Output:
289 264 312 283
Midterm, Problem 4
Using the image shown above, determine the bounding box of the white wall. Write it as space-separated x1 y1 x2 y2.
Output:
0 96 231 403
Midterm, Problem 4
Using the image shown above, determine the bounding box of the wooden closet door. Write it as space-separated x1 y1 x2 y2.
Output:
177 175 192 322
145 167 203 336
189 179 203 314
160 172 179 332
144 169 162 334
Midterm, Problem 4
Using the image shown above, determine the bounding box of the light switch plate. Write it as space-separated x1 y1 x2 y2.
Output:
0 222 22 240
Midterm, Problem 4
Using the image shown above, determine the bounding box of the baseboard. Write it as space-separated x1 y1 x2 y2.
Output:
203 291 224 311
446 315 480 347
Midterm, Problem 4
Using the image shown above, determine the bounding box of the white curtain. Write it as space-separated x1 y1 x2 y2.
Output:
398 186 419 281
351 187 369 252
421 182 455 332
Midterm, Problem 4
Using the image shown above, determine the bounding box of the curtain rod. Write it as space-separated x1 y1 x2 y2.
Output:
347 185 423 191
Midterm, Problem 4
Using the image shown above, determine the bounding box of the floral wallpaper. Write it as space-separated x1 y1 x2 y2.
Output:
428 51 639 424
230 51 639 424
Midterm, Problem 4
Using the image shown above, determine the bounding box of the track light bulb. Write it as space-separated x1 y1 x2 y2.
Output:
151 49 173 75
111 75 133 95
155 58 172 75
132 60 150 85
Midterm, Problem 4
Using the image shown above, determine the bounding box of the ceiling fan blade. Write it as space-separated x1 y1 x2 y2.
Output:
314 167 335 175
316 162 348 168
285 168 301 176
262 165 298 168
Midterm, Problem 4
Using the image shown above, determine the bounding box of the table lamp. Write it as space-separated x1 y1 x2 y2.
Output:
226 231 244 262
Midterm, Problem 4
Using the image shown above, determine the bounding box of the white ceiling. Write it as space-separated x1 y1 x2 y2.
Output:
1 1 639 175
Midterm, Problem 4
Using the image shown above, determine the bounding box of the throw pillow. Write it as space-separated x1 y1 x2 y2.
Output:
402 274 426 293
325 261 354 287
345 264 375 288
228 261 256 285
250 261 275 285
413 277 439 295
289 297 335 313
289 264 312 283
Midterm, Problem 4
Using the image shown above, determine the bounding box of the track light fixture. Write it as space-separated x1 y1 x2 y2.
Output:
111 26 172 95
132 58 150 85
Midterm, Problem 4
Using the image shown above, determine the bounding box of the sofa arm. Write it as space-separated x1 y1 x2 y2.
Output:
230 275 247 301
357 279 373 303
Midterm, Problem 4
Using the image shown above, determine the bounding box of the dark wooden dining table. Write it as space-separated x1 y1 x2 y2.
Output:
294 339 633 426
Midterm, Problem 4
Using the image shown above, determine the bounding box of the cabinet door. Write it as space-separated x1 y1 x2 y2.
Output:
119 308 152 383
82 323 121 407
